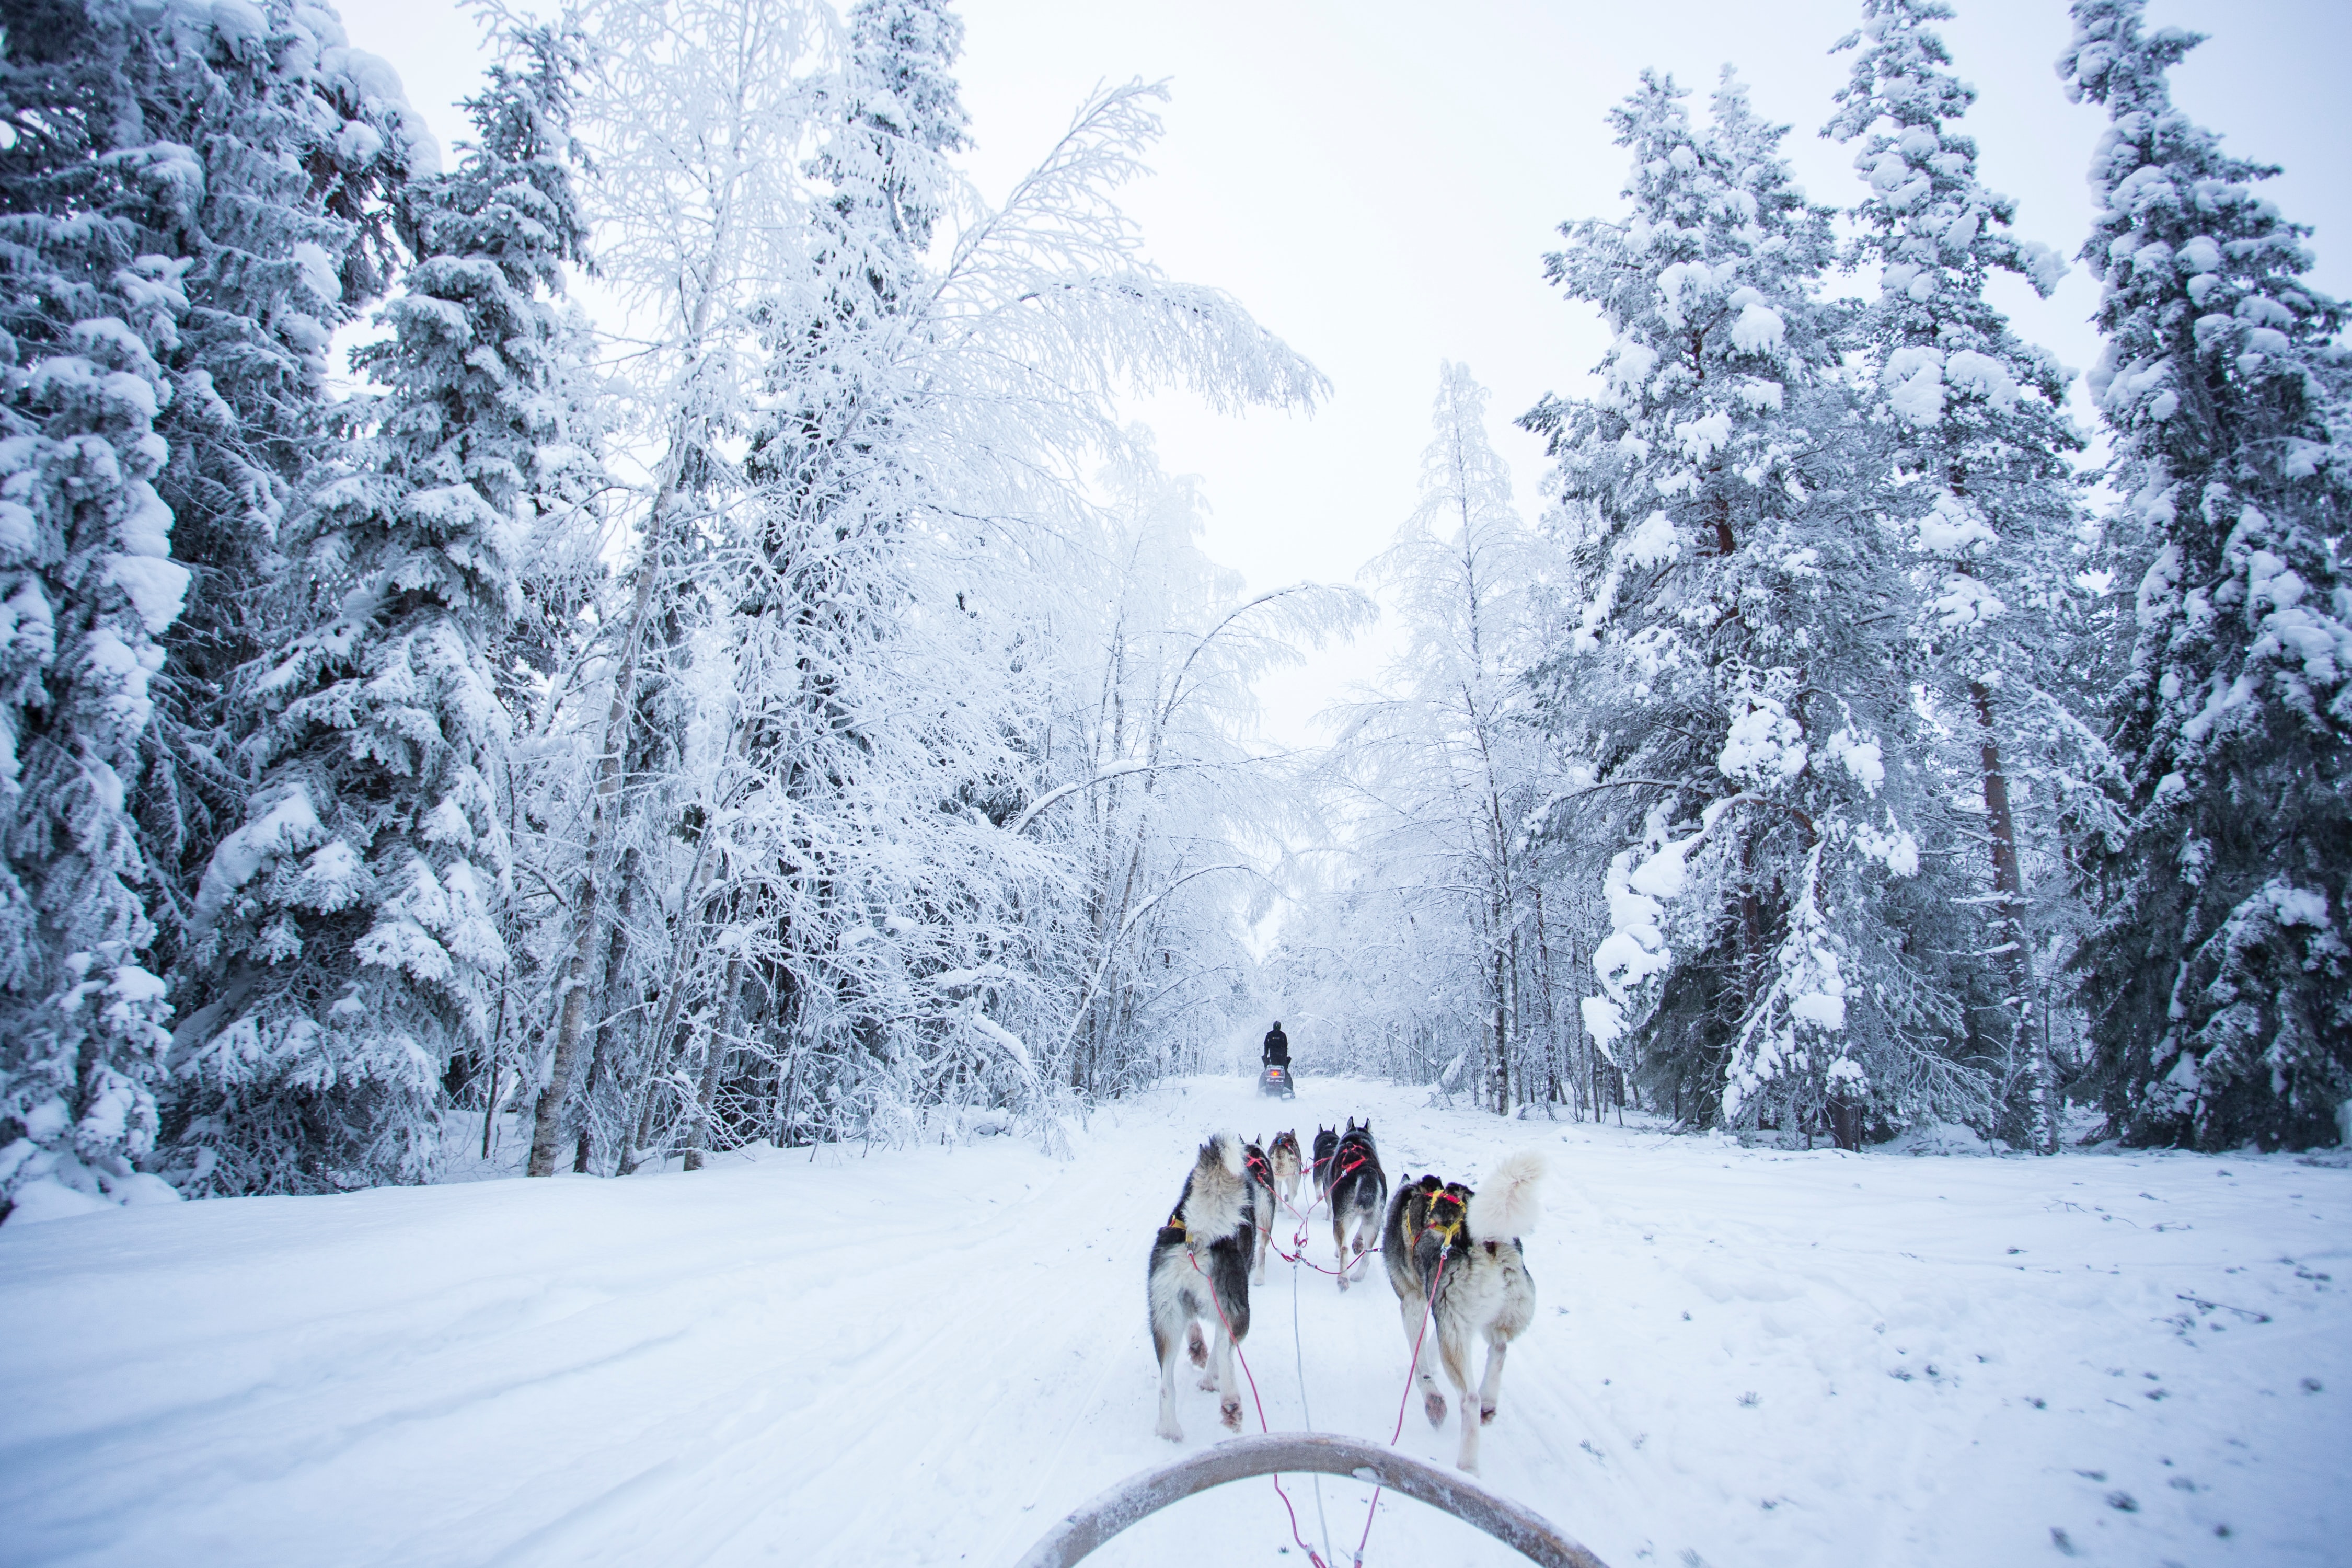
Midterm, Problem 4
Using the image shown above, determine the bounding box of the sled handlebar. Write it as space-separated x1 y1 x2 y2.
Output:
1010 1431 1610 1568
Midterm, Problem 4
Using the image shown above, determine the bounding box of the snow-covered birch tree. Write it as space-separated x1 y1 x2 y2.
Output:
517 0 827 1176
516 0 1330 1176
1023 453 1361 1100
1329 363 1557 1114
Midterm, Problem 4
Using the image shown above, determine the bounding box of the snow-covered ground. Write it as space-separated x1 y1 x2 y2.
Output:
1 1075 2344 1567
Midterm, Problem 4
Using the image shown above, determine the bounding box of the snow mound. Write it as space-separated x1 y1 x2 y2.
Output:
1881 1121 2003 1157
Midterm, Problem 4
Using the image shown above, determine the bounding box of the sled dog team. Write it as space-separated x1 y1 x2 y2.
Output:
1146 1117 1545 1473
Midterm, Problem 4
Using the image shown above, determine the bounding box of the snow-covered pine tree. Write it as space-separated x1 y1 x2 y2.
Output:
171 23 595 1193
1827 0 2104 1151
100 2 429 949
1526 71 1984 1144
0 7 198 1217
2060 0 2352 1150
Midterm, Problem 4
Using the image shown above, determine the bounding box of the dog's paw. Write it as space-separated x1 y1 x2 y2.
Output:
1186 1323 1207 1367
1480 1404 1497 1426
1155 1418 1183 1443
1219 1396 1244 1431
1424 1392 1447 1427
1197 1370 1219 1391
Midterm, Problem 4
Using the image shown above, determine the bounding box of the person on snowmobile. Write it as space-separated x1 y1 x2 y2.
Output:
1262 1021 1289 1067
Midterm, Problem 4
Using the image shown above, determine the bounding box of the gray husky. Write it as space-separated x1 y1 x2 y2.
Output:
1241 1137 1278 1284
1147 1133 1253 1440
1382 1150 1545 1472
1268 1130 1304 1209
1325 1118 1387 1290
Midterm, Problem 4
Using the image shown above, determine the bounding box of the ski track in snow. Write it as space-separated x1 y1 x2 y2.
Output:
1 1076 2345 1567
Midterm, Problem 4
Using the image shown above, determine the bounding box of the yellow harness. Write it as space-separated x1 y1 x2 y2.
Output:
1410 1193 1467 1253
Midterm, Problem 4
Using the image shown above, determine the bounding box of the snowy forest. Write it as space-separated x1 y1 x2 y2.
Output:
0 0 2344 1222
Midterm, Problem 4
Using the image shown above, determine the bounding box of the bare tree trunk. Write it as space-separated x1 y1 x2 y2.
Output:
1970 680 2051 1153
620 1063 672 1177
1532 886 1562 1114
1491 944 1509 1116
770 1027 804 1147
684 955 747 1172
572 873 638 1174
480 1060 501 1161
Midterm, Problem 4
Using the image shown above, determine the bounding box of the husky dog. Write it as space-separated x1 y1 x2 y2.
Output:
1240 1136 1279 1284
1268 1130 1304 1210
1147 1133 1254 1440
1382 1151 1545 1472
1309 1125 1339 1207
1326 1119 1388 1290
1383 1174 1471 1423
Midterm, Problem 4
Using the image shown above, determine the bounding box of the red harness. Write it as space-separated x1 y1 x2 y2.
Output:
1322 1144 1373 1187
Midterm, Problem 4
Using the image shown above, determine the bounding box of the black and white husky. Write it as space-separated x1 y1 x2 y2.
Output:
1309 1124 1338 1207
1241 1137 1279 1284
1381 1150 1545 1472
1268 1129 1304 1210
1326 1119 1387 1291
1148 1133 1254 1440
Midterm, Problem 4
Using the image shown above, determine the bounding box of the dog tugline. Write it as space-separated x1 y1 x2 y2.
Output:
1258 1020 1296 1098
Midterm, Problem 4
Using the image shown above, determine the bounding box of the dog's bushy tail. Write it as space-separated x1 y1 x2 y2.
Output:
1469 1148 1547 1240
1182 1133 1249 1239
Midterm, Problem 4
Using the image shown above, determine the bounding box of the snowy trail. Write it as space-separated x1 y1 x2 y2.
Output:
1 1077 2345 1568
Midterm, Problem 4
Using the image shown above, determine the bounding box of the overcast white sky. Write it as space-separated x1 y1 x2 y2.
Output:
342 0 2349 743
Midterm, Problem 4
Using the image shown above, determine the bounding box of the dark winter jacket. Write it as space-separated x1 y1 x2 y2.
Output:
1262 1028 1289 1066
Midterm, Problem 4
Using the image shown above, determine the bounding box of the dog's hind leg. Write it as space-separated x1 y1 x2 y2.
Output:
1332 1213 1352 1290
1210 1323 1244 1431
1185 1286 1217 1391
1477 1335 1511 1426
1399 1289 1446 1427
1438 1328 1482 1472
1153 1318 1184 1442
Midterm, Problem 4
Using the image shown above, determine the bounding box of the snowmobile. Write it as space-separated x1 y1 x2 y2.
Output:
1257 1062 1295 1099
